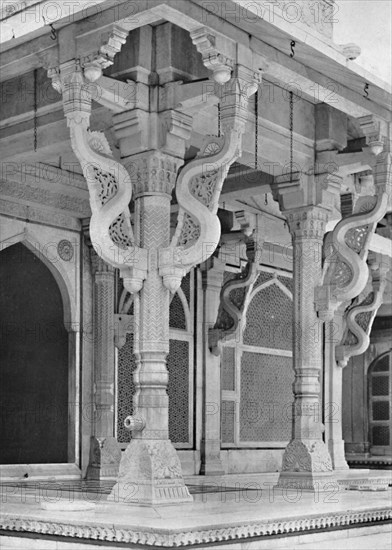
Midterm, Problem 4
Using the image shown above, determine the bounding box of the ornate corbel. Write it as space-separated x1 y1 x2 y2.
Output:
80 25 129 82
158 68 260 293
316 151 391 320
358 115 385 157
190 27 234 84
113 314 134 350
336 256 388 367
209 232 262 356
48 60 148 294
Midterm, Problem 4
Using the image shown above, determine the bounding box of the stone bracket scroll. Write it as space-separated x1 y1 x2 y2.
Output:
336 259 388 367
158 71 261 293
209 235 262 356
49 60 148 295
316 190 390 321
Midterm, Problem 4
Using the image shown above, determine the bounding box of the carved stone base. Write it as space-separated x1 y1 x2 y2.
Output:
328 440 349 471
276 439 337 492
276 471 339 492
200 439 225 476
107 439 192 505
86 436 122 480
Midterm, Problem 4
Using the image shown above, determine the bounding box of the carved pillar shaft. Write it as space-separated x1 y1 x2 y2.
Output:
93 258 116 435
133 188 171 440
324 312 349 470
108 152 192 504
200 258 225 475
87 254 121 480
277 207 335 491
290 208 326 439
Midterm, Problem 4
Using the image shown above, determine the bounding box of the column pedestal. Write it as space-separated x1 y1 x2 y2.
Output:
108 439 191 505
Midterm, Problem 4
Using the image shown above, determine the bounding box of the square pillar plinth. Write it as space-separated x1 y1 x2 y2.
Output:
107 439 192 505
86 436 121 480
276 440 338 492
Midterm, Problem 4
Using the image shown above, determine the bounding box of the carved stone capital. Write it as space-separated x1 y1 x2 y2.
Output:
285 207 328 240
48 60 91 125
127 151 183 198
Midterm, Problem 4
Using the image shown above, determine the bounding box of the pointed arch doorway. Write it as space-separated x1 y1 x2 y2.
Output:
0 242 70 466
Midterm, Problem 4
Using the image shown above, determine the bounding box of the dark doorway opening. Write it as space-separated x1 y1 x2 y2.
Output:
0 243 69 464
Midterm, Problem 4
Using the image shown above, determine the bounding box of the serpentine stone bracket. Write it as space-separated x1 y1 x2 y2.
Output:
335 257 388 367
50 38 261 298
209 232 262 356
159 67 261 293
49 60 148 295
316 150 391 322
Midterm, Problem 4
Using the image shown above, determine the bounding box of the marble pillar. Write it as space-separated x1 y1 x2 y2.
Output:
276 207 335 491
324 310 349 470
87 254 121 479
200 258 225 475
108 151 193 505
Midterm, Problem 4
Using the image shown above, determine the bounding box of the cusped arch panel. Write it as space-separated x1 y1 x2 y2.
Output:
0 233 74 328
243 281 293 350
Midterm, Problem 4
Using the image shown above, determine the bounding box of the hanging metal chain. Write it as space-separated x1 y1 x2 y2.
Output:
254 90 259 170
217 103 221 138
289 90 294 183
33 69 38 152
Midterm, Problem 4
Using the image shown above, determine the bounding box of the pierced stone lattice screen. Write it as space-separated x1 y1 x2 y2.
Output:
372 426 390 446
221 401 235 444
240 352 294 441
117 333 136 444
243 284 293 349
182 272 191 304
117 336 191 444
221 346 235 391
169 293 186 330
167 339 190 443
278 275 293 294
253 271 273 290
117 274 192 445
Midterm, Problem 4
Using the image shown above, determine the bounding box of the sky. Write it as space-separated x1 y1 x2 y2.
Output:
334 0 392 84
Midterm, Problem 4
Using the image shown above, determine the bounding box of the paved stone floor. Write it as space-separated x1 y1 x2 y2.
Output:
0 471 391 548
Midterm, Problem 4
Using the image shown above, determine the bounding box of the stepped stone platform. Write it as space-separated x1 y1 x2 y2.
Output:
0 471 391 549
